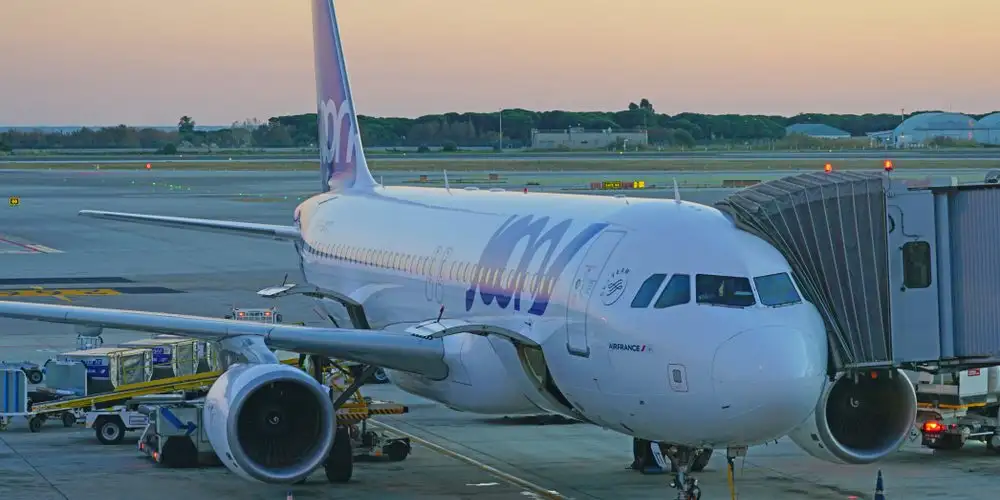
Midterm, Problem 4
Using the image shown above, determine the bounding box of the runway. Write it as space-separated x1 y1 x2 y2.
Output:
1 169 999 499
4 148 1000 164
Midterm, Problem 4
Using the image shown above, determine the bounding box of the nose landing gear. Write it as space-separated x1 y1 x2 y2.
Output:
661 446 704 500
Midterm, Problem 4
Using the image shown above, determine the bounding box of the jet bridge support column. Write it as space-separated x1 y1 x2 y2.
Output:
934 191 955 359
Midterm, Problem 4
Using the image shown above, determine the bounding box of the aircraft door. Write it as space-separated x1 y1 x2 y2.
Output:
566 230 626 357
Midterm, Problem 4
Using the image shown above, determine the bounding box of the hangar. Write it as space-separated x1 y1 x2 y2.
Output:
784 123 851 139
974 112 1000 145
893 112 976 147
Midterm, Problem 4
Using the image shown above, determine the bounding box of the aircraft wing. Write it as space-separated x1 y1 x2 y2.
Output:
78 210 299 241
0 300 447 379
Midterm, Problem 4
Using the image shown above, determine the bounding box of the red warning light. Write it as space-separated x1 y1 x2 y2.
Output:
823 163 832 173
883 160 894 172
523 187 528 194
145 163 152 170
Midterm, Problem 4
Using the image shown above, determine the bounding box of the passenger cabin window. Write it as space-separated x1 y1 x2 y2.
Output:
696 274 755 307
753 273 801 307
654 274 690 309
631 274 666 308
902 241 932 289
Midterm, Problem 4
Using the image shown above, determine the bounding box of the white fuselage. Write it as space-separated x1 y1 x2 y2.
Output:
293 185 829 448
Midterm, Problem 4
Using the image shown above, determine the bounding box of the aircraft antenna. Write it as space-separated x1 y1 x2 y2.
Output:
443 170 451 193
672 178 681 203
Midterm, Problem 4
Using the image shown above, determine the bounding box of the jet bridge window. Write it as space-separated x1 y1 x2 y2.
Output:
902 241 932 289
695 274 755 308
653 274 690 309
753 272 801 307
631 274 666 308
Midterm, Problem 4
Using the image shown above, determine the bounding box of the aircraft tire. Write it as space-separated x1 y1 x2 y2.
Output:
324 425 353 483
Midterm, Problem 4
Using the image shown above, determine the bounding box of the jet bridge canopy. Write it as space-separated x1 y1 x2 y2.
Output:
717 171 1000 372
715 171 890 369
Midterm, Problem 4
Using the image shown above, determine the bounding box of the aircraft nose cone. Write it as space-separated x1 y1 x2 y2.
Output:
710 326 825 443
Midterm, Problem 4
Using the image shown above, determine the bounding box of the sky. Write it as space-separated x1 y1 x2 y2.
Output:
2 0 998 126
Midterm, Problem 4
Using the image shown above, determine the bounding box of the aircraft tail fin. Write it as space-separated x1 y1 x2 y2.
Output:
311 0 378 193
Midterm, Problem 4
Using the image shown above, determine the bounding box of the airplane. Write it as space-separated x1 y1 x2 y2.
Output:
0 0 918 495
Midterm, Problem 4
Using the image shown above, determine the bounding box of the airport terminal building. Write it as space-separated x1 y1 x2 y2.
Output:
530 127 648 150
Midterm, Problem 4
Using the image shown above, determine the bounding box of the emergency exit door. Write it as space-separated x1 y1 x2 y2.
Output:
566 230 625 357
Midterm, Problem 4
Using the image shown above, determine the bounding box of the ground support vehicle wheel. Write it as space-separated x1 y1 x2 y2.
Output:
95 416 126 445
28 416 44 433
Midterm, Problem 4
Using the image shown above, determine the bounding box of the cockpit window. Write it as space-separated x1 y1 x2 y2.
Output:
695 274 755 308
631 274 666 308
753 272 802 307
653 274 690 309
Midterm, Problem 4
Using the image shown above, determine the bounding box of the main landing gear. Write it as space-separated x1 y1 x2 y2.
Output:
302 355 382 484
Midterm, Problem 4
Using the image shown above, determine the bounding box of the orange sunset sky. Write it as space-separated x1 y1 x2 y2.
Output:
2 0 998 125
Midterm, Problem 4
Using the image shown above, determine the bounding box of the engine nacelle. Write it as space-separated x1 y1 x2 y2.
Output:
787 369 917 464
204 363 335 483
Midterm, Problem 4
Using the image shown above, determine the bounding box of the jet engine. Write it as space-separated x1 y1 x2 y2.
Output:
203 363 335 483
787 368 917 464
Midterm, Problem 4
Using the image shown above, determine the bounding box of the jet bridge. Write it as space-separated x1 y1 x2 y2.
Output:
716 171 1000 373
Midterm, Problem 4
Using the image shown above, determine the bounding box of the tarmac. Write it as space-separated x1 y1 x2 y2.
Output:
1 169 999 499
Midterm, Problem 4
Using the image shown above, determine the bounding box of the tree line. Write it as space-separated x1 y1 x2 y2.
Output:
2 100 997 152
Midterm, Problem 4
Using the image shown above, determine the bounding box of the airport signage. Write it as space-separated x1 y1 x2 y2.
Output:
589 181 646 190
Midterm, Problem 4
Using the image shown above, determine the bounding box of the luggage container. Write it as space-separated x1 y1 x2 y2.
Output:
0 368 30 430
151 334 218 373
56 347 153 394
118 337 211 379
1 367 80 432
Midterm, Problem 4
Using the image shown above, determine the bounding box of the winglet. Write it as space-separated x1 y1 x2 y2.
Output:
311 0 378 193
672 178 681 203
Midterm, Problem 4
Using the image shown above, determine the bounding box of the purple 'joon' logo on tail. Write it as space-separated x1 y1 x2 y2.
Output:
311 0 367 192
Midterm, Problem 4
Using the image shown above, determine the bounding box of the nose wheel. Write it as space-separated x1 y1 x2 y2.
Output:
661 446 703 500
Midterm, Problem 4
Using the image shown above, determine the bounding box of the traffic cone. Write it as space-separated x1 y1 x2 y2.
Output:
873 469 885 500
